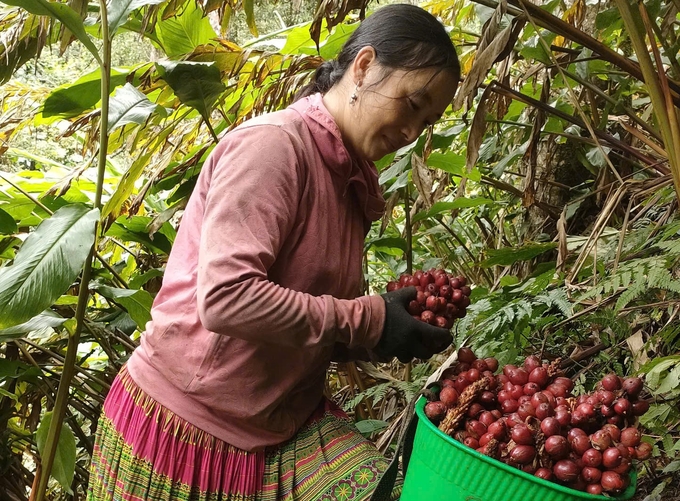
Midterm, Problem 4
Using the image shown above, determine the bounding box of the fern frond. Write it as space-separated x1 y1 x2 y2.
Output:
583 310 632 340
656 240 680 257
659 323 680 350
543 288 573 317
615 280 648 310
343 382 391 411
621 270 632 289
648 267 680 294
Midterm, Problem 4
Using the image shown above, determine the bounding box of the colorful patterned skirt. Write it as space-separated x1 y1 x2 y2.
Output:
87 366 402 501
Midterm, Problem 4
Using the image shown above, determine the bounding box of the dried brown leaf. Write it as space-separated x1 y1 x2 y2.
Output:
411 153 434 209
556 207 568 274
310 0 370 49
456 85 493 200
453 13 522 112
379 189 400 237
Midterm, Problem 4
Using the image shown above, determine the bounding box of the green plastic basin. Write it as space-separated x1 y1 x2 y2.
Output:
400 397 637 501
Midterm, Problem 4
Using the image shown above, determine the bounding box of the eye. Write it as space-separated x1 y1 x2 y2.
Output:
407 97 420 111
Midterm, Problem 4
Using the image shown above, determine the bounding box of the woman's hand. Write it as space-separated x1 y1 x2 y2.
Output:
374 287 453 363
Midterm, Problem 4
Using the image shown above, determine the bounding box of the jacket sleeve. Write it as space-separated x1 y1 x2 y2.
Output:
195 124 385 349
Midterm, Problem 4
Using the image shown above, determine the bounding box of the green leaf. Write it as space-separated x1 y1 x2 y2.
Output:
2 0 100 63
412 198 493 222
108 83 165 133
94 285 153 330
499 276 520 287
128 268 164 290
492 140 529 177
103 126 173 221
0 207 17 234
520 45 551 64
279 23 317 55
319 23 358 60
428 152 473 178
40 70 129 120
107 0 164 35
155 1 216 58
0 204 99 329
365 237 407 253
663 460 680 474
481 242 558 268
156 61 226 123
0 310 65 341
378 155 410 185
354 419 388 435
0 388 18 401
655 363 680 395
105 216 173 254
101 152 151 221
36 411 76 494
595 8 622 30
243 0 258 37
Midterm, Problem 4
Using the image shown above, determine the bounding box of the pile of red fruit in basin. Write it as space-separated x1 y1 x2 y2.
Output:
424 348 651 496
386 269 471 329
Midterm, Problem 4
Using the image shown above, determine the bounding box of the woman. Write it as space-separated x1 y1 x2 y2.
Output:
88 4 460 501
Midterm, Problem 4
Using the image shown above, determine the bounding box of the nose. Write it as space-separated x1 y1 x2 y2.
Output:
401 123 424 145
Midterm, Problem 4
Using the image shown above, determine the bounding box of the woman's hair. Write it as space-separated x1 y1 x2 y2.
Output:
295 4 460 100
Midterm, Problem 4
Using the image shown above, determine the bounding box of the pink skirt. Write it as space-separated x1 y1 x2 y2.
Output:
87 366 401 500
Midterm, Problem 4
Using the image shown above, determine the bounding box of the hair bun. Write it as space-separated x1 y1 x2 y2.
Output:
314 60 340 92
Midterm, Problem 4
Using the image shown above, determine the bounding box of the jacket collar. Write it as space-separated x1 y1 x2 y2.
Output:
289 94 386 223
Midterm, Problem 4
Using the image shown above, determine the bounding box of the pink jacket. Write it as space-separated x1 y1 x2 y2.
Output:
126 94 387 451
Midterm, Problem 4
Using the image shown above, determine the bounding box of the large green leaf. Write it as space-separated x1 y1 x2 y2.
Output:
1 0 100 63
155 1 216 58
156 61 225 122
0 310 65 341
107 0 164 35
280 23 317 55
94 285 153 330
481 243 558 268
36 411 76 494
319 23 358 60
0 204 99 329
40 70 129 120
108 83 165 133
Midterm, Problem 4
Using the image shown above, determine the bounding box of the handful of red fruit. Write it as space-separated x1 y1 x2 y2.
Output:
424 348 650 496
386 269 471 329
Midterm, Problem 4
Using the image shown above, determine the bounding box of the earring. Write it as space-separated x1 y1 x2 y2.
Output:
349 84 358 105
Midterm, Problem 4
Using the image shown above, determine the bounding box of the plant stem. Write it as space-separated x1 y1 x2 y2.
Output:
404 183 413 275
34 3 111 498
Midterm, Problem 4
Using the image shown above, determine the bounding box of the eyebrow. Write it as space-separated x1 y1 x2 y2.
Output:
411 88 432 103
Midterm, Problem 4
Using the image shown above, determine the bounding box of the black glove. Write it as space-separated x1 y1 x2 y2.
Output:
374 287 453 363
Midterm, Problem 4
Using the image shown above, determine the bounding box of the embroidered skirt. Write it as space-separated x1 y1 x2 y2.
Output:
87 366 401 501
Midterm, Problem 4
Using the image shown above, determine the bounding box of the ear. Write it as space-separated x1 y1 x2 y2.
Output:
350 46 377 88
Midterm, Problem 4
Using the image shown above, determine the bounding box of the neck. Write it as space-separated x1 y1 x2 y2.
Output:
322 83 360 159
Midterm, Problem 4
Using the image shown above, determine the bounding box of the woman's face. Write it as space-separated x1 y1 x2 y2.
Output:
347 65 459 161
